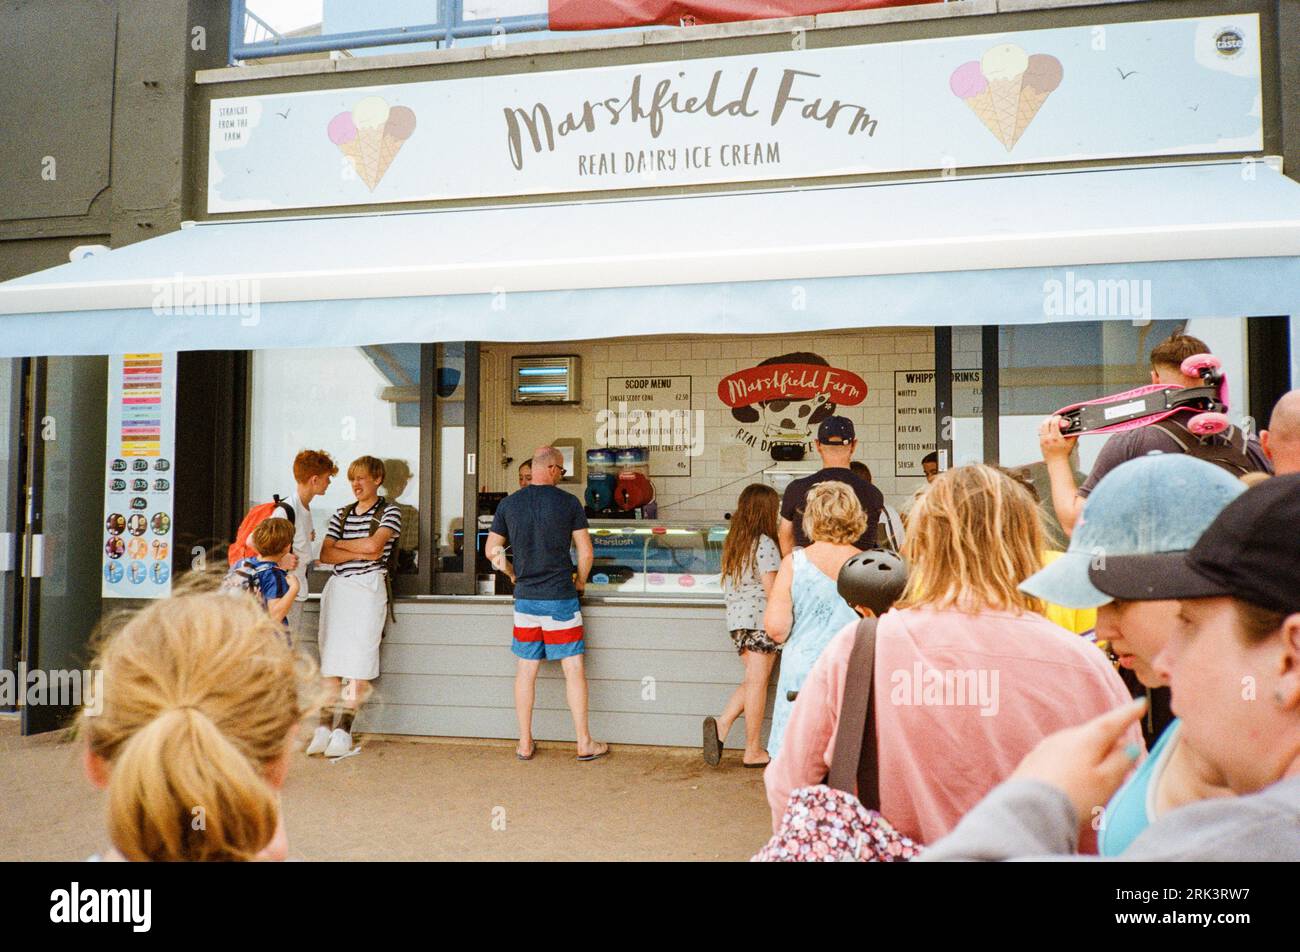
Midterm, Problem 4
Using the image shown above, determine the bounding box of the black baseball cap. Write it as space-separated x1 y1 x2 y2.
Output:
1088 473 1300 615
817 416 856 444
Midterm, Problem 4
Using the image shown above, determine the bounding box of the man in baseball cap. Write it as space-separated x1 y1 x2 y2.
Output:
1023 453 1243 719
1088 473 1300 799
816 416 856 445
919 474 1300 861
1019 454 1243 854
777 416 883 554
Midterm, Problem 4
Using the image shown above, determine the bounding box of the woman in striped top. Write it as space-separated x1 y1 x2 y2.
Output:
306 455 402 760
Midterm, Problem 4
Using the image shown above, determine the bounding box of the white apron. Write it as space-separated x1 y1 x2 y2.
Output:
317 571 387 681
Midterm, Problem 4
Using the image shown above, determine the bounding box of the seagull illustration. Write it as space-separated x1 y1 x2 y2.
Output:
277 108 291 119
1116 67 1138 80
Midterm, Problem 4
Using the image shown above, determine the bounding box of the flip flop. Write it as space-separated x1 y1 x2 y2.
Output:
516 744 536 761
702 716 723 766
743 758 771 769
576 741 609 762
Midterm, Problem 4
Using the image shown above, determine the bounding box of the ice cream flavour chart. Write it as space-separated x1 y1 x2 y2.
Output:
102 354 176 599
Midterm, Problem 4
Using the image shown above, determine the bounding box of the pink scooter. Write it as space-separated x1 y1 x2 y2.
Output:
1053 354 1230 438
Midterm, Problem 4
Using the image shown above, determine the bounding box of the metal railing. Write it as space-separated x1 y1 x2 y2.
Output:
242 6 282 46
228 0 551 65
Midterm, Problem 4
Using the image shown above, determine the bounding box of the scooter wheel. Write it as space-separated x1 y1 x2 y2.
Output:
1180 354 1221 376
1056 414 1082 437
1187 412 1229 436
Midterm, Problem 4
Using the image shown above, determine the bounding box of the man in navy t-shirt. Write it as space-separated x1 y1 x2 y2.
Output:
779 417 884 554
485 446 607 762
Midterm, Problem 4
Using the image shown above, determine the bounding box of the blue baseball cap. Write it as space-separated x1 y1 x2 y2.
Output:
1090 473 1300 614
1020 454 1245 610
817 416 856 444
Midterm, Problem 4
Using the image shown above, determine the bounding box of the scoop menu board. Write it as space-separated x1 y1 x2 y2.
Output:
102 354 176 599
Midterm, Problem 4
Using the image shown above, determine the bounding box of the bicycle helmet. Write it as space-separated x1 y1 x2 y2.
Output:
837 549 908 617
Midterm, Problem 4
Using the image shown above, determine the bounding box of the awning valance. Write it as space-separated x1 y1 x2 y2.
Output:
2 161 1299 357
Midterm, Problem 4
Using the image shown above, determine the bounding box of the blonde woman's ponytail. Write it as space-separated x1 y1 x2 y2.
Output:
83 579 317 862
107 706 280 862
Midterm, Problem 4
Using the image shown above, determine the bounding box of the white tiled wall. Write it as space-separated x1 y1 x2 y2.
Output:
481 328 946 520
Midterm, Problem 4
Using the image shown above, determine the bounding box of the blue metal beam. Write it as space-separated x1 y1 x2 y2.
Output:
446 16 551 38
228 0 246 63
228 1 553 65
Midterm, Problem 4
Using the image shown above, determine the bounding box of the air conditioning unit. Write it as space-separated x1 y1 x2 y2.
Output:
512 355 581 405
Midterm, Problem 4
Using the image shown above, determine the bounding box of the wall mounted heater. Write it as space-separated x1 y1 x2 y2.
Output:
511 355 581 404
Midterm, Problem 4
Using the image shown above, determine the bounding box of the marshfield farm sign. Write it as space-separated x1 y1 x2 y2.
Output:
207 14 1262 213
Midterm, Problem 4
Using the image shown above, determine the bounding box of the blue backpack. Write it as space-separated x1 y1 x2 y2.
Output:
222 558 281 609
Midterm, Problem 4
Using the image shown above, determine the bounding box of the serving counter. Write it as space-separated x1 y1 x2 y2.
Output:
297 586 775 750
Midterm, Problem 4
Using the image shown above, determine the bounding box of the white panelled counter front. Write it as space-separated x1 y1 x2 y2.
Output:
298 595 776 749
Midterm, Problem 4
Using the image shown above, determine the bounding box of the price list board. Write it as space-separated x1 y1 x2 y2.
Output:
102 354 176 598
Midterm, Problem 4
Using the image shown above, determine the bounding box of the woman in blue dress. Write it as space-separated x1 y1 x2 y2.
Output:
764 481 864 758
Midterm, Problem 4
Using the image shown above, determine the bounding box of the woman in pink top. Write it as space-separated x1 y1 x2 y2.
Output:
765 465 1139 851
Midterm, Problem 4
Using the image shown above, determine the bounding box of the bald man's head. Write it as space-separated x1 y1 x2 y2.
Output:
530 446 564 484
1262 390 1300 476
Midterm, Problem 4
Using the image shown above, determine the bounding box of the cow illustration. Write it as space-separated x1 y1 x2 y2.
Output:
731 352 838 459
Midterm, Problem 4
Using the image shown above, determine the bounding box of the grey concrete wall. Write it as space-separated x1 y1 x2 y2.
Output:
0 2 230 732
0 235 110 284
297 598 777 749
1280 0 1300 180
0 0 230 278
0 1 116 226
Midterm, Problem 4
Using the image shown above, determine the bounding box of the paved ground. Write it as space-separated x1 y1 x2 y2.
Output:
0 716 773 861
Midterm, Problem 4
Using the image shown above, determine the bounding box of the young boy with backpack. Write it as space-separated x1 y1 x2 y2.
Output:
229 450 338 638
225 517 300 637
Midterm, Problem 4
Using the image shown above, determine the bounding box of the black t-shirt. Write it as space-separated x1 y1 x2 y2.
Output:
780 468 884 550
489 485 589 600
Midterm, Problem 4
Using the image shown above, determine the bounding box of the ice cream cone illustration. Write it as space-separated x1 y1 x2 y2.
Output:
949 61 1001 144
375 105 416 183
951 47 1062 151
328 97 417 191
982 45 1029 150
1010 54 1064 149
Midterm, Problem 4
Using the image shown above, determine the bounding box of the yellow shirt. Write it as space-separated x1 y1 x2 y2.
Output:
1038 550 1098 635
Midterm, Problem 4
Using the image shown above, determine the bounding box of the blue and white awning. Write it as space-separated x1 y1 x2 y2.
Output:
2 161 1299 360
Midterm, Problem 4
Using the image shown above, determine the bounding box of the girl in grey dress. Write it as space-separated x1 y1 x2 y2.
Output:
703 484 783 768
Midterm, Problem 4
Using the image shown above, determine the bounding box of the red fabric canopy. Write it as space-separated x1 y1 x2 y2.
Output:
550 0 942 30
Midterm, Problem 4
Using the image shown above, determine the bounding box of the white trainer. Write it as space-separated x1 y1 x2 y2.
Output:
305 725 332 756
324 728 353 758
